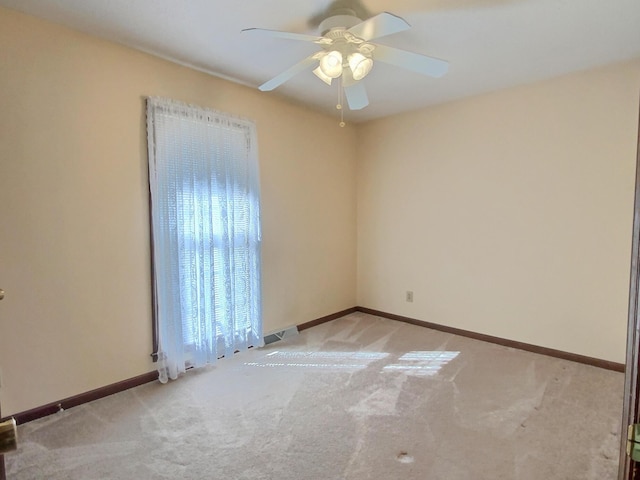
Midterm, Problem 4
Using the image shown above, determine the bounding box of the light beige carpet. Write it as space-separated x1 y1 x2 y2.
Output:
6 312 624 479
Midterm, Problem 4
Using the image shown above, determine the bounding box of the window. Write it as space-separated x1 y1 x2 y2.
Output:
146 97 262 383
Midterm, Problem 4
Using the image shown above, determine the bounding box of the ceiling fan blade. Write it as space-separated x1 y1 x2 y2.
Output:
347 12 410 41
344 81 369 110
373 44 449 78
258 54 319 91
242 28 330 45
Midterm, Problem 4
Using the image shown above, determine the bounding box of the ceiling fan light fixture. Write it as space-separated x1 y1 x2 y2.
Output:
319 50 343 78
245 10 450 116
348 52 373 81
313 66 333 85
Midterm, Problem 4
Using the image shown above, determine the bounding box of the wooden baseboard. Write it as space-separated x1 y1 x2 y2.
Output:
1 309 356 426
356 306 625 373
297 307 358 331
2 305 623 427
2 371 158 425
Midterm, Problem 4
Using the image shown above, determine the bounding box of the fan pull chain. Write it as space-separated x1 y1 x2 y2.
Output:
337 77 345 127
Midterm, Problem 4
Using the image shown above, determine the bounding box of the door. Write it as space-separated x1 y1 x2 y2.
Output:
0 287 4 480
0 394 5 480
0 287 5 480
620 107 640 480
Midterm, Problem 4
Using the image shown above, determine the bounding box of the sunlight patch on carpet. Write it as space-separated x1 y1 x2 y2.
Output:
245 350 459 375
383 351 460 376
245 351 389 371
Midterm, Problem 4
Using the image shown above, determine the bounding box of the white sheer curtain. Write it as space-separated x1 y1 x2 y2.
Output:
146 97 263 383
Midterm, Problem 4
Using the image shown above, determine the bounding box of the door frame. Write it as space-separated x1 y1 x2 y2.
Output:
0 400 5 480
619 104 640 480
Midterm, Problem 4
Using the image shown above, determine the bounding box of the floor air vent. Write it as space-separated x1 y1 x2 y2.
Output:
263 326 299 345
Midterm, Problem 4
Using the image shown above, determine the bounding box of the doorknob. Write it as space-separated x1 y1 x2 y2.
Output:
0 289 4 301
0 418 17 454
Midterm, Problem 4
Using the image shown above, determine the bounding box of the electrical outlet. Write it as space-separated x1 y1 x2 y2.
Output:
406 291 414 303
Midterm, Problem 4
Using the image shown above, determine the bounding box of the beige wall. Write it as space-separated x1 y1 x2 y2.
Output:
0 7 357 415
1 5 638 417
357 60 640 364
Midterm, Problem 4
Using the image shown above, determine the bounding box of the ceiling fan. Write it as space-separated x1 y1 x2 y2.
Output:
242 7 449 112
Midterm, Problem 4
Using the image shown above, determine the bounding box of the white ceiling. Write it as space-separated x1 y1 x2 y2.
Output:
1 0 639 122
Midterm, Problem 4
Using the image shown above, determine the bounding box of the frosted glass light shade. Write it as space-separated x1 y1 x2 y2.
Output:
319 50 343 78
348 52 373 81
313 66 332 85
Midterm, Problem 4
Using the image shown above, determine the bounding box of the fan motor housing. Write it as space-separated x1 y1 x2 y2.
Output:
319 14 362 35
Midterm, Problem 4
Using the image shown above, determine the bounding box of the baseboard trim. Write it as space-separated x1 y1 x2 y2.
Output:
356 306 625 373
4 305 623 426
2 371 159 425
4 308 356 426
297 307 358 331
